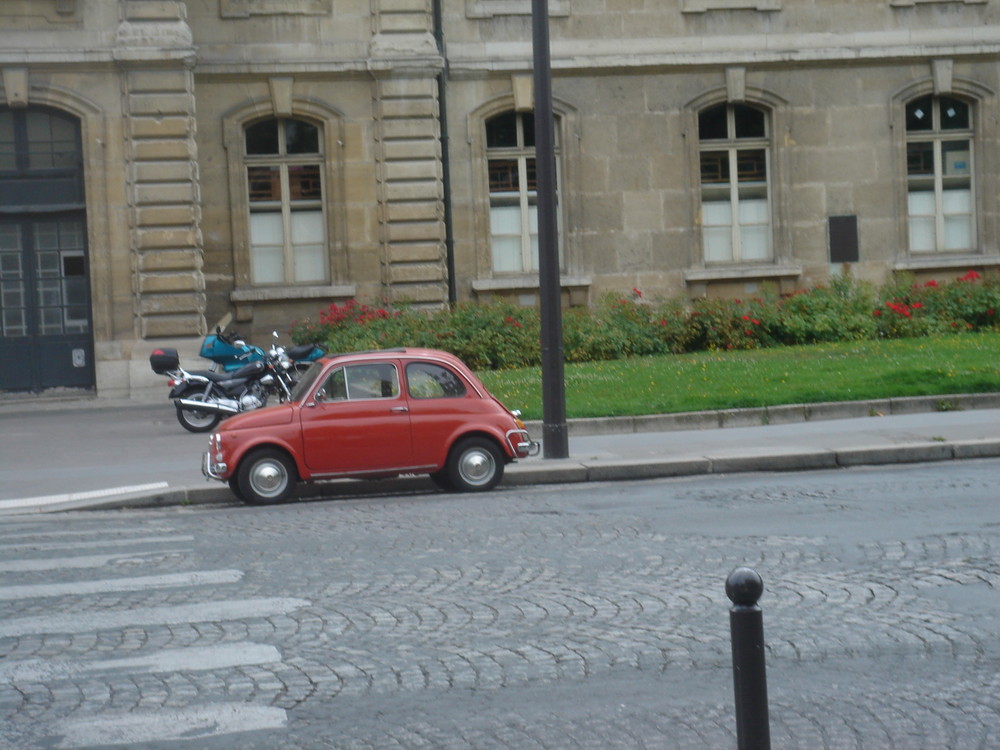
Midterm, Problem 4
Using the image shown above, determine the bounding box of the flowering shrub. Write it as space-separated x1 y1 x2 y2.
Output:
290 270 1000 370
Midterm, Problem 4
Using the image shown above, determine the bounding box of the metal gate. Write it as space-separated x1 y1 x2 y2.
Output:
0 107 93 393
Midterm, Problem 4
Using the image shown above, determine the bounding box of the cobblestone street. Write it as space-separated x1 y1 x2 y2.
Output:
2 459 998 748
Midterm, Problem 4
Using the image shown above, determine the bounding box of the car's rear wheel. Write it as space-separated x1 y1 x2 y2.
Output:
446 437 504 492
237 448 297 505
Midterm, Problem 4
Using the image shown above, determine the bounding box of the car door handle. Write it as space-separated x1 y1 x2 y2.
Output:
390 406 409 413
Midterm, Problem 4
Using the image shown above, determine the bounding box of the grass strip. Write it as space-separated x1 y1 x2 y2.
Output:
478 333 1000 421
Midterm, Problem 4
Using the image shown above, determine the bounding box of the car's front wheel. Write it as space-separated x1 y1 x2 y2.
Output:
236 448 297 505
445 437 504 492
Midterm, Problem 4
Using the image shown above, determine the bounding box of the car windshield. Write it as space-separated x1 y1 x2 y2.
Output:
289 361 324 402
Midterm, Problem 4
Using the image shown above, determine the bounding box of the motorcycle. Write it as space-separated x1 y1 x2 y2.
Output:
201 327 324 374
149 332 325 433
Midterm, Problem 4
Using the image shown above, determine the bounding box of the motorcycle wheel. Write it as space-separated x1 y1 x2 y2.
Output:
175 389 223 433
236 448 297 505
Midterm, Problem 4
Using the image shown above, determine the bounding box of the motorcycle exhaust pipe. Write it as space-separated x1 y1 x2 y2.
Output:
175 398 240 416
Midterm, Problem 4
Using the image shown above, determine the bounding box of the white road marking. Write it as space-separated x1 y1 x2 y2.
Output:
0 482 170 511
0 551 190 573
0 569 244 601
0 597 312 637
55 704 287 748
1 642 282 682
0 535 194 552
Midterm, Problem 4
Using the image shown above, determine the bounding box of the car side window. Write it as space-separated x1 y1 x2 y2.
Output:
406 362 468 399
316 363 399 401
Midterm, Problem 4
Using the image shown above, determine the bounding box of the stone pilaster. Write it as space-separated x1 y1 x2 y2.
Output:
116 0 205 339
369 0 447 308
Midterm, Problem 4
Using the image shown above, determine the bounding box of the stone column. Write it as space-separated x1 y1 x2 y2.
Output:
116 0 205 339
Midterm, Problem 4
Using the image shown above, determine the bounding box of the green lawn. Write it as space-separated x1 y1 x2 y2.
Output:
477 333 1000 421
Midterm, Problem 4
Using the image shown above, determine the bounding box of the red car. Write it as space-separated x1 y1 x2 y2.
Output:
202 348 539 504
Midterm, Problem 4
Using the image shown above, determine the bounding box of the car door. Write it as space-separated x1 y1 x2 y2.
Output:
299 360 413 475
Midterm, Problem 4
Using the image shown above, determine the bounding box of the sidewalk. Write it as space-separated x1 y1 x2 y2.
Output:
2 393 1000 515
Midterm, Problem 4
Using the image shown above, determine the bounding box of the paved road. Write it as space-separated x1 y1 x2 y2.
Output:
1 462 998 748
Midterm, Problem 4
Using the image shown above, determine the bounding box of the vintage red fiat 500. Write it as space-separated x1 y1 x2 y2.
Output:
203 348 539 504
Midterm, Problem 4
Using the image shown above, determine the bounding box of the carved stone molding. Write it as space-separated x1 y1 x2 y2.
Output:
220 0 332 18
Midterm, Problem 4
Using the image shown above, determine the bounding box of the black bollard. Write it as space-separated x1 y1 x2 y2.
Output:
726 567 771 750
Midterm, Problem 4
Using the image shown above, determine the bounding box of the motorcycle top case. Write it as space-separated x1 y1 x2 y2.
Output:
149 348 180 374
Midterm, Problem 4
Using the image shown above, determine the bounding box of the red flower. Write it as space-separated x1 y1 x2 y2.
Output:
924 280 939 288
959 270 982 282
632 287 643 298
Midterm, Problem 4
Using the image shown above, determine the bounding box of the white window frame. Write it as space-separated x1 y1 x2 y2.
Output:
904 95 976 254
697 103 773 265
485 111 563 275
243 117 328 286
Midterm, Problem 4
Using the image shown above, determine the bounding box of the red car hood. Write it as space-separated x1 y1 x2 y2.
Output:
221 403 296 431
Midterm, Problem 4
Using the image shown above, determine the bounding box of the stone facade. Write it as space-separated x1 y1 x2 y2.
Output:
1 0 999 397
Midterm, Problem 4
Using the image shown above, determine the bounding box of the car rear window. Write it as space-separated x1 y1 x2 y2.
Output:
406 362 467 399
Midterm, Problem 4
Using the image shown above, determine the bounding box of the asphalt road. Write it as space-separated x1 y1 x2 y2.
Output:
1 462 998 749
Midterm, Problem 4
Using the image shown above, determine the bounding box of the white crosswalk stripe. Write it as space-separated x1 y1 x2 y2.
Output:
0 521 304 748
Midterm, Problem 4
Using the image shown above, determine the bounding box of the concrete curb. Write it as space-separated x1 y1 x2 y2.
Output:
524 392 1000 437
502 438 1000 487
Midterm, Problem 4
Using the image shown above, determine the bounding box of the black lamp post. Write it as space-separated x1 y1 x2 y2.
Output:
531 0 568 459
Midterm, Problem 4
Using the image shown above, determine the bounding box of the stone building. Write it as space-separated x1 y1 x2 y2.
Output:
1 0 998 397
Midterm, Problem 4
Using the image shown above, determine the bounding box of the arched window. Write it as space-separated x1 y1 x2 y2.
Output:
486 111 561 273
905 95 974 253
698 103 772 264
243 117 326 284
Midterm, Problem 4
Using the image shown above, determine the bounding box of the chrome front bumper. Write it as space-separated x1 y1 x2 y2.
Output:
202 451 227 481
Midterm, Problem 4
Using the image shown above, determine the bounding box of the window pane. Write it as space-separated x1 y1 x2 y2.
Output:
704 226 733 262
740 225 770 260
738 198 769 224
285 120 319 154
907 190 935 216
25 111 78 170
246 120 280 155
491 237 522 272
288 164 322 200
406 362 467 399
939 97 969 130
944 216 971 250
521 113 535 148
248 166 281 202
906 142 934 176
942 140 970 176
736 150 766 182
0 111 15 170
702 200 732 227
291 210 325 282
489 158 520 192
249 212 285 283
346 364 399 399
906 96 933 132
733 105 765 139
700 151 729 183
942 187 971 214
698 105 728 141
486 112 518 148
909 216 935 252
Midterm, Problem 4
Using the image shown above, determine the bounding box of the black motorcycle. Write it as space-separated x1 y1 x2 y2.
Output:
150 346 295 433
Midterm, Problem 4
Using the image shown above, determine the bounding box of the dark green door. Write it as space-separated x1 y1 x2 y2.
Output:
0 107 93 393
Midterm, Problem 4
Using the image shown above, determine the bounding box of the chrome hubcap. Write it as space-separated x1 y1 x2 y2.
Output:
251 461 286 497
459 449 494 486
